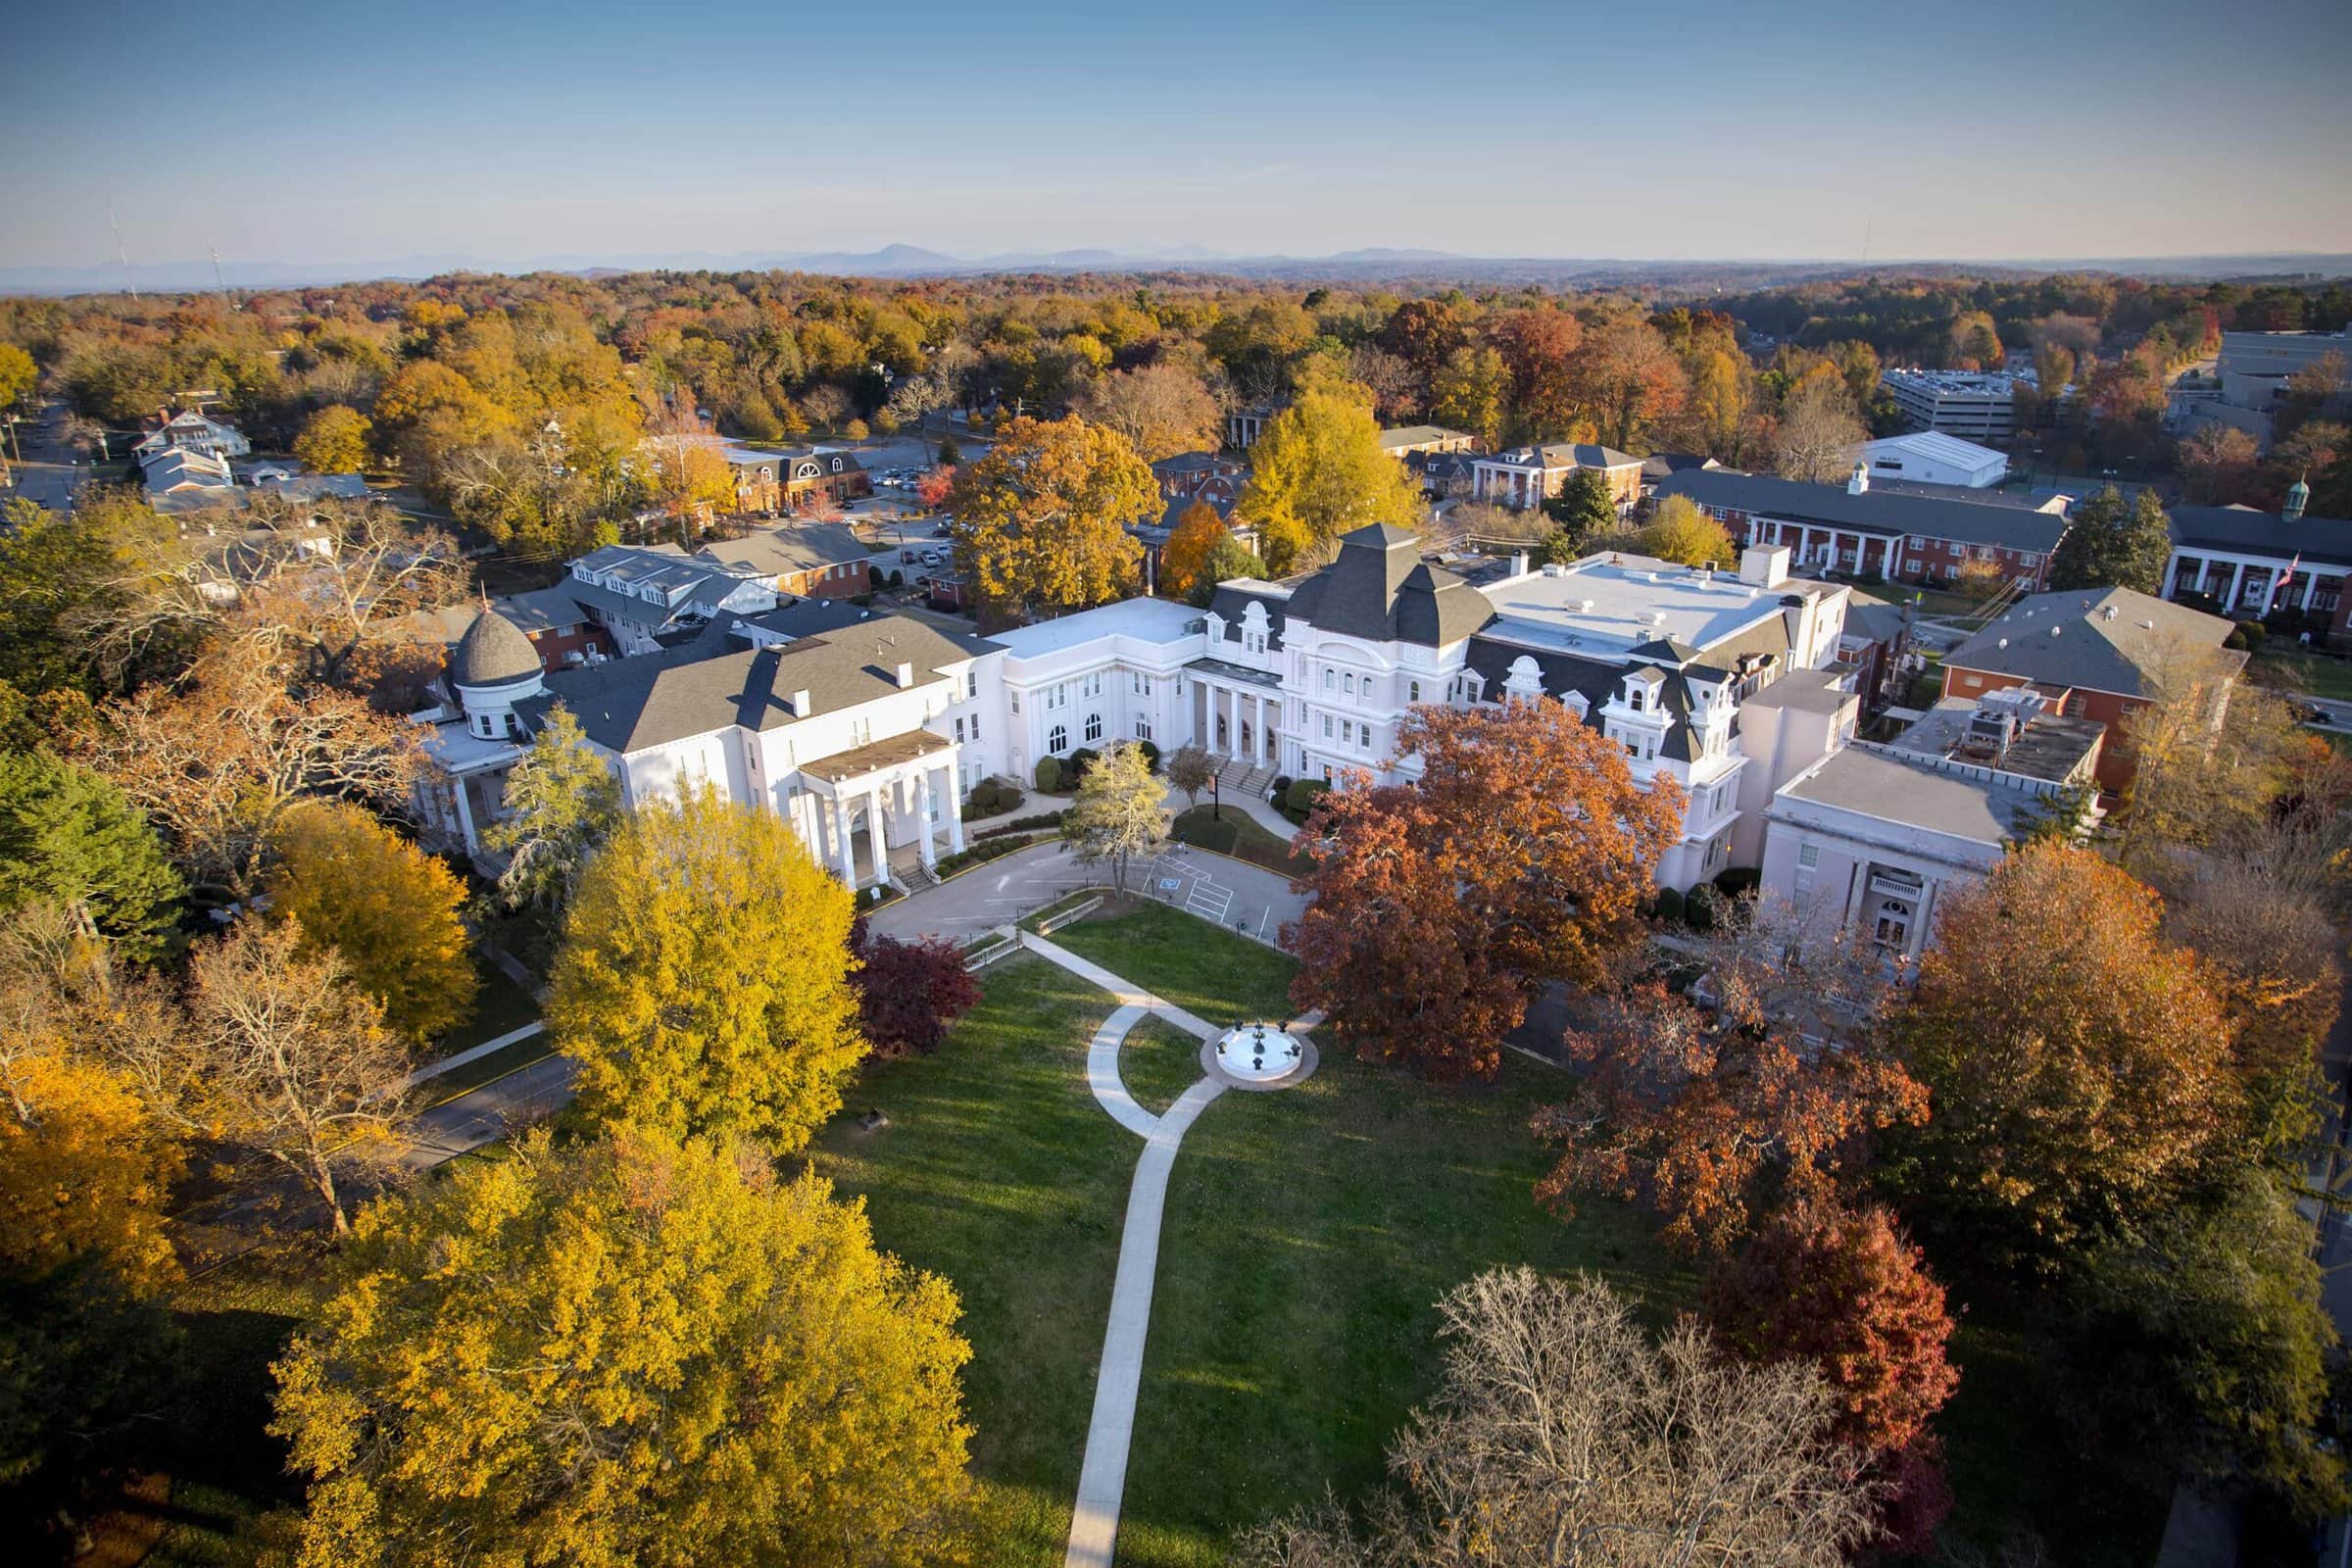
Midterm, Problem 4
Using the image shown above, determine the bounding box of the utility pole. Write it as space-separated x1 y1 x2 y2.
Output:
211 246 230 302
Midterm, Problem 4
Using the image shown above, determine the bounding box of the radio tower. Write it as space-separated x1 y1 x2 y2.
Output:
211 246 229 300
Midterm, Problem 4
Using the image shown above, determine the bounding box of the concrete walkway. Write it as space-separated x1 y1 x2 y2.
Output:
1018 931 1310 1568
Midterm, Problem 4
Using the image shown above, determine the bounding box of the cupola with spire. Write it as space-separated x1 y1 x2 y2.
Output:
1846 462 1870 495
2285 472 2310 523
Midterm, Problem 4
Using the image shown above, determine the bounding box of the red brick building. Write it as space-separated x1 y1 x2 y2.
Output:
1936 586 2241 793
1654 468 2070 590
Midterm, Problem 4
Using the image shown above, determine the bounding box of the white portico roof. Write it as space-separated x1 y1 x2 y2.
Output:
1478 554 1809 660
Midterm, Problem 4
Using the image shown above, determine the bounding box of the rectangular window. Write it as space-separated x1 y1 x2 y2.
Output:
969 714 980 741
966 671 978 700
954 717 965 742
1010 690 1021 714
1135 718 1152 741
1323 714 1334 739
1798 844 1820 868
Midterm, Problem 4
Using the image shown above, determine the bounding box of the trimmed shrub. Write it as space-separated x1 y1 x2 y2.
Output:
2229 619 2267 652
1284 778 1329 814
933 833 1038 879
1652 886 1687 925
1270 774 1293 801
886 568 904 589
1713 866 1761 901
1068 747 1102 782
1136 739 1162 773
1034 757 1065 794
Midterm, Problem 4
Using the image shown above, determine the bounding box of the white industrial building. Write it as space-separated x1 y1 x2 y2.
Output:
1856 431 2009 489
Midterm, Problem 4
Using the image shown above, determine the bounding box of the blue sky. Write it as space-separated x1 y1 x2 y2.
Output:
4 0 2347 270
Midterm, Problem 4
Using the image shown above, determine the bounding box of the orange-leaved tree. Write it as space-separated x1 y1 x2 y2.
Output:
1532 897 1926 1251
1703 1199 1961 1556
1156 499 1228 601
1884 841 2238 1262
1286 702 1682 1082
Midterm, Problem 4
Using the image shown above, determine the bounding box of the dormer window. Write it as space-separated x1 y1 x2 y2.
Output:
1562 691 1590 719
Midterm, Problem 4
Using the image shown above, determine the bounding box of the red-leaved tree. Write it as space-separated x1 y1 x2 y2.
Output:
1285 702 1682 1083
1703 1200 1961 1556
854 924 980 1057
1531 897 1927 1251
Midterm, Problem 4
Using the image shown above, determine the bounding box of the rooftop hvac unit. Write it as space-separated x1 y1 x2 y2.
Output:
1964 708 2018 758
1541 563 1568 577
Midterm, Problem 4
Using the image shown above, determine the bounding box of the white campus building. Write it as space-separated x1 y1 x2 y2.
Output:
417 522 1857 896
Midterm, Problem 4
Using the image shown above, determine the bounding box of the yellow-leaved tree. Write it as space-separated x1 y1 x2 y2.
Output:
270 1126 974 1568
1637 495 1740 568
0 906 182 1293
947 415 1153 623
265 800 476 1044
1156 498 1228 601
547 788 865 1149
1237 378 1423 573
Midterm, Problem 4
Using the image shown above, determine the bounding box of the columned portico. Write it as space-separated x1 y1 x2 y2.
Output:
1186 657 1284 767
801 730 961 890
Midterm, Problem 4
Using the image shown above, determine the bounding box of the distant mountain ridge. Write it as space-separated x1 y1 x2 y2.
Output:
3 245 2347 296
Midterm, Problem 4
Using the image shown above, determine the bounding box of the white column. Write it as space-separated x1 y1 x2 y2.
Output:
945 766 965 852
2302 573 2319 611
915 770 937 868
868 785 889 878
451 777 478 853
1257 695 1271 764
2227 561 2246 611
830 794 856 885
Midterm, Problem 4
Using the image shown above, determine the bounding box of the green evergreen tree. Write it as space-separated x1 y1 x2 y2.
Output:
1544 467 1619 543
0 753 182 959
2048 485 2174 595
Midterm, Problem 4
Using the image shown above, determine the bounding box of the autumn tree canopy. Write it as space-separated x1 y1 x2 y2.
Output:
1236 381 1423 573
1156 498 1229 601
547 789 866 1150
265 800 477 1043
271 1126 975 1568
1287 702 1682 1082
1885 842 2237 1261
1535 899 1926 1251
948 415 1153 622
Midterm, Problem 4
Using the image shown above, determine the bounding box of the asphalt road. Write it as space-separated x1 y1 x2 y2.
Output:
400 1054 577 1168
4 402 91 512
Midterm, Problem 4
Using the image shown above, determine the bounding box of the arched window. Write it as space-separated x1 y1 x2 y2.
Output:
1049 724 1068 754
1084 712 1102 743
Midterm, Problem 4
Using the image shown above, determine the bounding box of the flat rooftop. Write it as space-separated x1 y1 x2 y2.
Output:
1779 747 2039 847
989 596 1202 659
1477 553 1821 660
1887 697 2103 785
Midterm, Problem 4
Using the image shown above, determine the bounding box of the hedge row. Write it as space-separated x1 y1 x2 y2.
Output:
933 832 1042 880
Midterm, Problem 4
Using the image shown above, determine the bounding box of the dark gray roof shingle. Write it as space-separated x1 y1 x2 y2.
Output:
1655 469 2069 554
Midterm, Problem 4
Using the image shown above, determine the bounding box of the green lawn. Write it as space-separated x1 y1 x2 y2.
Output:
1120 1016 1207 1115
2251 650 2352 701
1047 901 1299 1021
813 909 1689 1567
1169 805 1312 879
1115 1036 1687 1567
810 956 1136 1566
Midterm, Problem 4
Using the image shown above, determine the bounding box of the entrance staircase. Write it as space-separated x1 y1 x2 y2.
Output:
1214 756 1279 804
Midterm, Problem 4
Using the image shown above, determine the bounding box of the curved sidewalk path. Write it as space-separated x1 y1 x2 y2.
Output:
1020 932 1315 1568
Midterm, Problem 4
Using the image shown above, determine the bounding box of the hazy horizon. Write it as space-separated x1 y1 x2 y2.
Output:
6 0 2349 274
